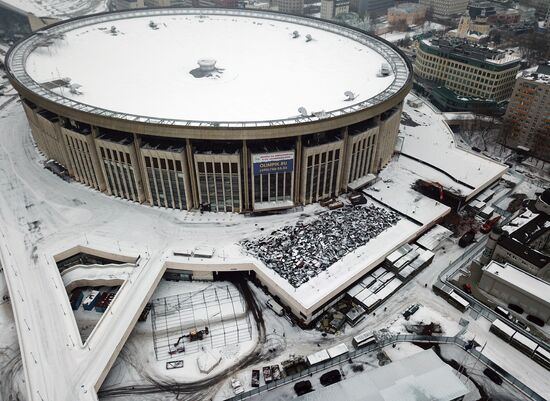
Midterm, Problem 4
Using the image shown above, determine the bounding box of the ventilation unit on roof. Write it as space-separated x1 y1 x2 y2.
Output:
298 107 308 117
292 30 300 38
69 84 83 95
344 91 356 101
306 34 313 42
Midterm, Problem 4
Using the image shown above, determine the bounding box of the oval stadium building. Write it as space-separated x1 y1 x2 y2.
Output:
6 8 412 213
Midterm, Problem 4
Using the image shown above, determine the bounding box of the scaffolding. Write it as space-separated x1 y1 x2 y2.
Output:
151 285 253 361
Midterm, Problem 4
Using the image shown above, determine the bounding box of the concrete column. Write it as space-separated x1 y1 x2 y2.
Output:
242 140 250 211
294 136 302 205
89 127 107 192
53 120 74 175
340 126 350 192
128 134 145 203
185 139 199 209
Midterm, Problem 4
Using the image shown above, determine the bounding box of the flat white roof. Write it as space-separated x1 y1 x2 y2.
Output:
512 332 538 351
307 349 330 365
327 343 349 358
297 349 468 401
491 319 516 337
484 261 550 305
400 94 507 194
12 9 409 127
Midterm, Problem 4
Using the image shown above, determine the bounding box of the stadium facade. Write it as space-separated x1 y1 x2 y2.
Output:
6 8 412 213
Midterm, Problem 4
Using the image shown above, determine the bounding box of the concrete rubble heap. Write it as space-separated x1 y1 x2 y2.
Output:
241 204 400 287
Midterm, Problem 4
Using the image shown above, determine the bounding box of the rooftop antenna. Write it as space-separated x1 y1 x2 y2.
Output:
298 107 308 117
344 91 356 101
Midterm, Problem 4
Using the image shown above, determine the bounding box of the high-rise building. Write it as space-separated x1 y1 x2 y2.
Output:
277 0 304 14
349 0 395 17
321 0 350 19
419 0 469 18
414 38 520 111
503 64 550 160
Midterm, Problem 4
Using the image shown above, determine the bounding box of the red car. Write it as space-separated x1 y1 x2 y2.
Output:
480 216 501 234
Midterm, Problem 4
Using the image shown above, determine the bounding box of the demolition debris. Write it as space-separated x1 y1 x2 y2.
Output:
241 204 400 287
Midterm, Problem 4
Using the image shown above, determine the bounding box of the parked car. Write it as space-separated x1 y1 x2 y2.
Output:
294 380 313 396
462 283 472 294
458 230 476 248
320 369 341 386
494 306 511 320
508 303 524 314
483 368 503 385
526 315 544 327
403 304 420 320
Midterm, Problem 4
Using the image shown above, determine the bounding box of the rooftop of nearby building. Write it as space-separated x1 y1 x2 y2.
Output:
296 349 468 401
421 38 521 67
483 261 550 304
520 62 550 84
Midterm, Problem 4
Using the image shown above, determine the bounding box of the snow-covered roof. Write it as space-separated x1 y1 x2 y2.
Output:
483 261 550 304
400 94 507 195
9 8 410 127
327 343 349 358
0 0 107 18
297 349 468 401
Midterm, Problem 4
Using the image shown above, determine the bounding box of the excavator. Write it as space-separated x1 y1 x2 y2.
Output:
169 327 209 356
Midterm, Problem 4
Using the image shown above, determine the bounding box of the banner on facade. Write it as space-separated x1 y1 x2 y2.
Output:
252 151 294 176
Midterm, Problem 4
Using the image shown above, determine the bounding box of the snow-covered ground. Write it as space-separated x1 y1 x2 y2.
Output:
0 96 547 401
0 0 108 19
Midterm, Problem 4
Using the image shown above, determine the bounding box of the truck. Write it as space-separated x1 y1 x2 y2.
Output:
266 299 284 316
251 369 260 387
263 366 273 383
271 365 282 380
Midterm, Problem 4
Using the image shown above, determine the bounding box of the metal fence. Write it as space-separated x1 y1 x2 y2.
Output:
222 334 546 401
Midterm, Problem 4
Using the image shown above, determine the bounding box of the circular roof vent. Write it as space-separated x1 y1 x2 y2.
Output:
198 59 217 72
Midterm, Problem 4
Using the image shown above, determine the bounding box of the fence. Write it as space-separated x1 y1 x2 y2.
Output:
222 334 546 401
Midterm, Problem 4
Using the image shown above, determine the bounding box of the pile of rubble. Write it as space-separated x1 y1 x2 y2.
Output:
240 204 400 287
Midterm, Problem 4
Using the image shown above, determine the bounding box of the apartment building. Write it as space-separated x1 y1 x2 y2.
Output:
277 0 304 14
414 38 520 111
321 0 350 19
503 64 550 160
419 0 469 18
